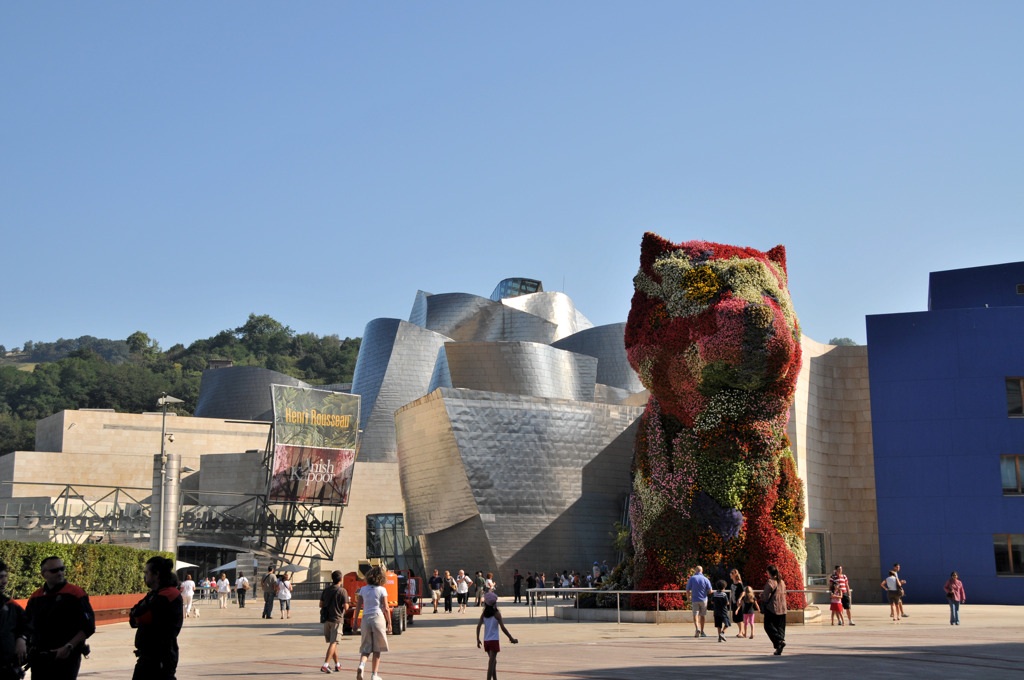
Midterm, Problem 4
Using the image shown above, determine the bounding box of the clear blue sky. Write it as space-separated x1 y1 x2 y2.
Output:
2 2 1021 351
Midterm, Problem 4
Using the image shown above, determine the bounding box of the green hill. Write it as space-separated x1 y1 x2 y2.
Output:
0 314 360 455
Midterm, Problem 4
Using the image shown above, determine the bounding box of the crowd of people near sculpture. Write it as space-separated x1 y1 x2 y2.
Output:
0 553 972 678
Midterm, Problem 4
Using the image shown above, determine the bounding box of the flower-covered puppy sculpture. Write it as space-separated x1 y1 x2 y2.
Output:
623 232 806 608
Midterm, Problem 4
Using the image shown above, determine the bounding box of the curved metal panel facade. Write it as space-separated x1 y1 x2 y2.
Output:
396 388 643 586
414 292 559 343
195 366 309 422
444 342 598 402
501 291 594 341
351 320 451 463
551 323 644 393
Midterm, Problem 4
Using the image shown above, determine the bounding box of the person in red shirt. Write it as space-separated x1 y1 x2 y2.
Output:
24 556 95 680
129 556 183 680
828 565 855 625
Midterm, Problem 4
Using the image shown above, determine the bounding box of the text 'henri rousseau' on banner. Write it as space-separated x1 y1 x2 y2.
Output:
270 385 360 505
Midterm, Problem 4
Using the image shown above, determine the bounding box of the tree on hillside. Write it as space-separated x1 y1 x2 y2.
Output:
235 314 294 357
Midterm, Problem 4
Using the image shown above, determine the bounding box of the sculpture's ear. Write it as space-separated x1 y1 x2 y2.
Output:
639 232 672 280
767 245 787 274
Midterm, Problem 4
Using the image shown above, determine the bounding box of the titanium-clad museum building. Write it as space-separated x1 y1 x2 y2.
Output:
351 279 648 581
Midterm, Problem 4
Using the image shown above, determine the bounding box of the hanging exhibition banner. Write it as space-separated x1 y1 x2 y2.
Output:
270 385 360 505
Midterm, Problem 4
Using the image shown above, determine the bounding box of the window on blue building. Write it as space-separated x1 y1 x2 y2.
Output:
1002 456 1023 495
1007 378 1024 416
994 534 1024 575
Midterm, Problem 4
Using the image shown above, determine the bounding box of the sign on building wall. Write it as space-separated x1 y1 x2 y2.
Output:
270 386 359 505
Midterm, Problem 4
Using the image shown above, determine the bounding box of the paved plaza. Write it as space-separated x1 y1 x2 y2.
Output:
77 598 1023 679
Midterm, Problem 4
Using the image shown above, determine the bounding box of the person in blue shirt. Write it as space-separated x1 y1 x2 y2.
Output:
685 566 713 638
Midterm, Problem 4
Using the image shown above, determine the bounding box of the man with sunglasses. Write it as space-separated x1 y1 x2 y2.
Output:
24 556 95 679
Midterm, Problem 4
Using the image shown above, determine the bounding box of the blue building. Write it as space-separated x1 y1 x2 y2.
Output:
866 262 1024 604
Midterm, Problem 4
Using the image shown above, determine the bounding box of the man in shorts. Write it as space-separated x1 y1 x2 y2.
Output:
893 563 908 618
319 570 349 674
829 565 855 625
686 565 712 638
428 569 442 613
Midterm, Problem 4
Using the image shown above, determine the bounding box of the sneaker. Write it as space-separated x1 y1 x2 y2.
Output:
694 630 700 638
335 665 342 672
356 666 365 680
321 665 331 674
371 675 382 680
849 622 855 626
699 631 707 637
718 635 725 642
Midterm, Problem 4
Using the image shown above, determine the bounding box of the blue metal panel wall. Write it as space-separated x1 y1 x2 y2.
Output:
867 302 1024 604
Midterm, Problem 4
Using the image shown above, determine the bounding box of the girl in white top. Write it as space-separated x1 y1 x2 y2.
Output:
476 592 517 680
180 574 196 618
216 573 231 609
353 566 392 680
277 572 293 619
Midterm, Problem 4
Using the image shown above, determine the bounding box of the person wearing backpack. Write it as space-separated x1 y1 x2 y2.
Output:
260 566 277 619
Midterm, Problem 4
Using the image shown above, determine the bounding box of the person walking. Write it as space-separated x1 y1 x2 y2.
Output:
456 570 472 613
235 571 250 609
525 572 536 606
881 570 901 622
944 571 966 625
829 565 855 625
685 565 712 638
24 556 96 679
179 574 197 619
728 569 745 637
760 564 788 655
442 571 455 613
319 570 349 673
893 563 908 618
216 573 231 609
353 566 392 680
428 570 442 614
277 572 293 619
735 586 759 639
474 572 485 607
512 570 523 604
711 581 731 642
476 592 518 680
260 566 277 620
129 556 183 680
0 560 28 679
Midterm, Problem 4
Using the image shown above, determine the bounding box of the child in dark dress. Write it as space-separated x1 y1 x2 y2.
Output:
712 580 731 642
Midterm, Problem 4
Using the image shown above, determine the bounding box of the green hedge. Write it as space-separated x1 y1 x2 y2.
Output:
0 540 172 599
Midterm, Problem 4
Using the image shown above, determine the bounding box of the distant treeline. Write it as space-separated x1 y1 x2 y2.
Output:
0 314 360 455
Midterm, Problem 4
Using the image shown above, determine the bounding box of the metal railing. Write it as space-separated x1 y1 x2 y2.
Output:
526 587 822 624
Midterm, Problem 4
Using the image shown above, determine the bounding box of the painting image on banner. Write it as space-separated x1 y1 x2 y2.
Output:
270 444 355 504
270 385 360 505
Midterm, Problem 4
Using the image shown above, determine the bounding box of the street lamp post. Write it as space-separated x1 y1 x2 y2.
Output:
151 393 184 554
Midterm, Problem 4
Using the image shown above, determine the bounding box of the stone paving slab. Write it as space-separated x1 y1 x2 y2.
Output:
73 597 1024 679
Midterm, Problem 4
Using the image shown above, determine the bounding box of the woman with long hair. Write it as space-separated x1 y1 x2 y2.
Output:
729 569 745 637
760 564 788 655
